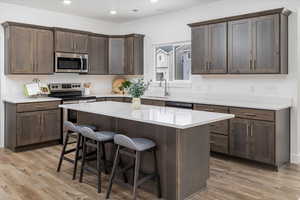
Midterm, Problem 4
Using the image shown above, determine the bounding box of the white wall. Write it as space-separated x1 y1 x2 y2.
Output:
119 0 300 163
0 2 120 147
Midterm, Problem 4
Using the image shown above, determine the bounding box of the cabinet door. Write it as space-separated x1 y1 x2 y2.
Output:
191 26 209 74
250 120 275 164
10 26 35 73
229 118 250 159
208 22 227 73
16 111 42 146
55 31 74 52
35 29 54 74
41 109 61 142
210 133 228 154
125 37 134 75
88 36 108 74
252 15 280 73
109 38 125 75
73 33 89 53
228 19 252 73
133 36 144 75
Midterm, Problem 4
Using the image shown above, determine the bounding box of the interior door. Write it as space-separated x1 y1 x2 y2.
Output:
35 29 54 74
250 120 275 164
252 14 280 73
229 118 250 159
208 22 227 73
88 36 108 74
191 26 209 74
10 26 35 73
16 111 42 146
228 19 252 73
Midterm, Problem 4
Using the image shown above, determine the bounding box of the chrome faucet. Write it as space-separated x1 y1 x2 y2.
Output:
160 78 169 96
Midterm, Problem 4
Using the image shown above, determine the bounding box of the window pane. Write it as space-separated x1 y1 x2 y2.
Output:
174 44 191 80
155 45 174 81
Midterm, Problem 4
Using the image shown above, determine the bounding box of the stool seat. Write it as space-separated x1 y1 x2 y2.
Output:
114 134 156 151
80 127 116 142
64 121 97 133
78 124 97 131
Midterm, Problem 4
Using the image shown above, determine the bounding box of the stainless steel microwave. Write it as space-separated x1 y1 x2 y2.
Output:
55 52 88 73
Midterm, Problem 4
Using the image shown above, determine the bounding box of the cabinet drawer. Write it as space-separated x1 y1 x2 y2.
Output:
210 133 228 154
96 97 106 102
106 97 124 102
141 99 165 106
210 120 228 135
230 107 275 121
194 104 228 113
17 101 61 113
123 97 132 103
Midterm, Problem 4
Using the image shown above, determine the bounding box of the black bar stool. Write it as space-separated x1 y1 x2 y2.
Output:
57 121 97 180
106 134 162 200
79 127 122 193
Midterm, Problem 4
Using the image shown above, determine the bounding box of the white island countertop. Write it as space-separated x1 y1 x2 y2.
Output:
59 101 234 129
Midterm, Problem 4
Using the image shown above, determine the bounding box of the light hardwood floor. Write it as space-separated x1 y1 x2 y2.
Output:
0 146 299 200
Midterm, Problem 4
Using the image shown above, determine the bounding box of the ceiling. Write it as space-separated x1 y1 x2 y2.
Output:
0 0 220 23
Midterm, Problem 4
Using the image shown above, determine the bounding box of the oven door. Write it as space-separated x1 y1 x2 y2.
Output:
55 52 85 73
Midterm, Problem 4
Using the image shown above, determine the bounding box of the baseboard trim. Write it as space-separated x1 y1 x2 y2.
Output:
291 154 300 164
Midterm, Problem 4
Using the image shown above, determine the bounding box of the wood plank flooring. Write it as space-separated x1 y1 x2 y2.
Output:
0 146 300 200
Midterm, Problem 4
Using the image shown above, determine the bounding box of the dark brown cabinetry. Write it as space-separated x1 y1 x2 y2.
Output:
230 107 289 168
229 14 281 73
109 37 125 75
55 29 89 53
194 104 229 154
125 35 144 75
189 8 290 74
109 34 144 75
88 34 108 75
3 22 54 74
191 22 227 74
5 101 61 152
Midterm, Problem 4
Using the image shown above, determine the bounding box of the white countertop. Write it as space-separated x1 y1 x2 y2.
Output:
59 101 234 129
95 94 292 110
3 96 62 104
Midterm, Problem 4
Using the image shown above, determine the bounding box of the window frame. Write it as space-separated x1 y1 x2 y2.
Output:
152 41 192 85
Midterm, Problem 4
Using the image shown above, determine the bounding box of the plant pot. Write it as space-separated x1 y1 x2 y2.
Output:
132 98 141 109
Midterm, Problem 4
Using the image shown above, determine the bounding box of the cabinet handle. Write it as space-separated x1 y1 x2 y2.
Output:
250 124 253 137
204 108 215 112
249 60 253 71
244 113 257 117
246 123 250 137
253 60 257 70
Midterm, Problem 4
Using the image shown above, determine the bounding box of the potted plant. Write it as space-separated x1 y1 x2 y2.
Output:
128 79 149 109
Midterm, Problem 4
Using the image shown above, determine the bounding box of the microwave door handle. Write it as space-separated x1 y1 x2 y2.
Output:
80 57 84 72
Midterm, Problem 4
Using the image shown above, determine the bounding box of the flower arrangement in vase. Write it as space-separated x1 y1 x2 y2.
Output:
128 79 149 109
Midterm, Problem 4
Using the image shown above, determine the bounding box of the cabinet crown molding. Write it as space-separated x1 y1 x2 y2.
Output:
188 8 291 27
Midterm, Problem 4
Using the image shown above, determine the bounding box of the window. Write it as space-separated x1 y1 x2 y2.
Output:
154 42 191 82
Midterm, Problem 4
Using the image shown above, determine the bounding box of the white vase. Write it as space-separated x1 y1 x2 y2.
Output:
132 98 141 109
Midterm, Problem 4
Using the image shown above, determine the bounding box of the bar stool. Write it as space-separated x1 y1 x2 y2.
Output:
106 134 162 200
57 121 97 180
79 127 118 193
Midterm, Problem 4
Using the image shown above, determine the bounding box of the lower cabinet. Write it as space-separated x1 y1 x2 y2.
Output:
5 101 61 152
210 133 228 154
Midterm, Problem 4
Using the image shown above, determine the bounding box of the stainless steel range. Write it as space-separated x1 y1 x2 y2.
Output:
49 83 96 142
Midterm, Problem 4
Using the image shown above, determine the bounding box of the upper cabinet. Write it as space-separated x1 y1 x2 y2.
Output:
54 29 89 53
108 34 144 75
125 35 144 75
3 22 54 74
191 22 227 74
88 34 109 75
189 8 291 75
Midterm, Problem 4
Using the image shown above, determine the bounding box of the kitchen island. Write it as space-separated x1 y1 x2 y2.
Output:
60 101 234 200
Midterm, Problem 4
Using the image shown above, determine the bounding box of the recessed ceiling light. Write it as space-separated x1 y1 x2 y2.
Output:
150 0 159 3
62 0 72 5
110 10 117 15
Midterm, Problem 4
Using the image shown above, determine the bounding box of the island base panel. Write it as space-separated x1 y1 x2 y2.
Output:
77 111 210 200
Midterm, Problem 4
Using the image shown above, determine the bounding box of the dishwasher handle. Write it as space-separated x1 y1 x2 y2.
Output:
165 101 193 109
